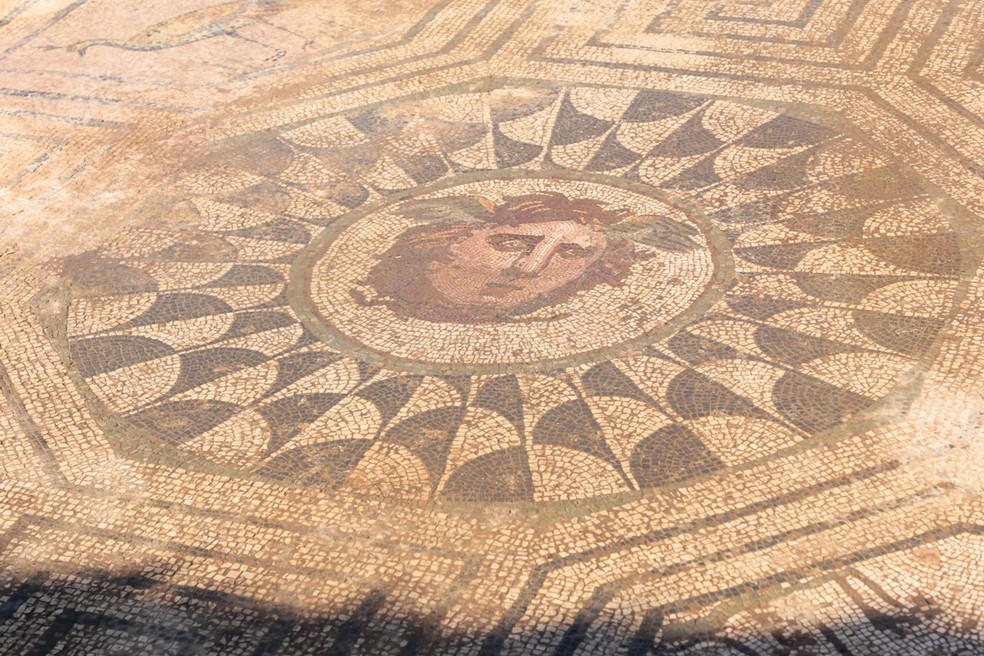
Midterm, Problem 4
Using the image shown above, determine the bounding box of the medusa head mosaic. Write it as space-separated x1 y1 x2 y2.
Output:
57 84 961 503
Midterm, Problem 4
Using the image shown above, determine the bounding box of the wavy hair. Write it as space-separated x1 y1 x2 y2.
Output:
357 192 650 323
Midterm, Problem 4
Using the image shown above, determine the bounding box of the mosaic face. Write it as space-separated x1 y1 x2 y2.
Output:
366 195 623 322
396 213 615 325
430 218 607 309
367 190 707 324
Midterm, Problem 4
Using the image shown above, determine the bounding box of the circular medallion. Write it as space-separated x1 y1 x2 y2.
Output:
295 174 727 373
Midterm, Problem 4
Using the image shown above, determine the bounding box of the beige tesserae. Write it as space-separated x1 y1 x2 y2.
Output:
0 1 982 654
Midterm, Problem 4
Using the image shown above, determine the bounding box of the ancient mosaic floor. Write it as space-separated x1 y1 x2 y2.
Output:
1 1 983 654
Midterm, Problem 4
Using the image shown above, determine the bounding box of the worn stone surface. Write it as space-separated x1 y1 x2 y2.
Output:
0 1 982 654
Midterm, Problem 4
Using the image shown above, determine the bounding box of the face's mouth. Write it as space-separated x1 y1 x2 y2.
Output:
481 281 525 297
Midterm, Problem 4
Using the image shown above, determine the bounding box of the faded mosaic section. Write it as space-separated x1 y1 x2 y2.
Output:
56 84 960 503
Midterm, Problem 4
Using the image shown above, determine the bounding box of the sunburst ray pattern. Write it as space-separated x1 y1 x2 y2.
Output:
59 84 960 503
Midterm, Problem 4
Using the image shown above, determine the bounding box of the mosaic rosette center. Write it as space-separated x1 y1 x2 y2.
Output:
294 174 722 373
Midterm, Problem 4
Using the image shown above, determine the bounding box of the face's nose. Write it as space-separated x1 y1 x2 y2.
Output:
508 241 559 277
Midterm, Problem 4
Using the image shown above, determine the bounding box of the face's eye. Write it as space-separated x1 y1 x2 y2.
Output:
557 243 595 259
487 234 537 253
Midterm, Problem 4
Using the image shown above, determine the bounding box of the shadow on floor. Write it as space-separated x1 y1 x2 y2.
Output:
0 568 979 655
